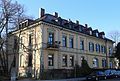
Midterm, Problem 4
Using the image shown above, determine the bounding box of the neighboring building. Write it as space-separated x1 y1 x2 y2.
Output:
8 8 115 78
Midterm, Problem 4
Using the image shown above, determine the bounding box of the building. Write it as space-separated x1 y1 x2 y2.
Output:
8 8 115 78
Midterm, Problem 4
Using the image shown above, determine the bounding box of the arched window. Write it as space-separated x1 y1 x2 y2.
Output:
93 58 99 68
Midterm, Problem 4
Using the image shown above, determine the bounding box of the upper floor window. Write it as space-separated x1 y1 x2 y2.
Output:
69 37 73 48
14 37 18 50
89 42 94 52
48 54 54 66
69 56 74 67
96 44 100 53
29 34 33 46
48 32 54 45
20 37 23 48
62 55 67 67
101 45 106 54
80 40 84 50
109 47 113 56
62 35 67 47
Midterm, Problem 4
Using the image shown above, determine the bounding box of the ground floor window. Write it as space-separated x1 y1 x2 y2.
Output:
20 55 24 67
81 56 85 60
102 59 106 68
69 55 74 67
109 62 113 68
62 55 67 67
28 54 32 67
48 54 54 66
93 58 99 68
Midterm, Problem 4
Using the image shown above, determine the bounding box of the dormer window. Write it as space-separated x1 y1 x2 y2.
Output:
96 32 99 37
102 35 105 38
19 23 22 28
99 32 105 38
55 19 58 22
89 30 92 35
79 27 82 32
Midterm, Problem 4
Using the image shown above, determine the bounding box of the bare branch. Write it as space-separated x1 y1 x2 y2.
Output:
108 30 120 46
0 0 32 75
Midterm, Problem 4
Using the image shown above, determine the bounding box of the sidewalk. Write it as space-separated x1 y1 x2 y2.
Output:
17 77 85 81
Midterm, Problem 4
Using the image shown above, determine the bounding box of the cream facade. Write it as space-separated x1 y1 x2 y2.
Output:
8 9 114 78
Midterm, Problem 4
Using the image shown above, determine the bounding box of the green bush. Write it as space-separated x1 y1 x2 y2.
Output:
81 59 92 76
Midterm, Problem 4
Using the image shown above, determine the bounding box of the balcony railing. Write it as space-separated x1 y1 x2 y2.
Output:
42 42 86 53
60 46 86 54
46 41 60 50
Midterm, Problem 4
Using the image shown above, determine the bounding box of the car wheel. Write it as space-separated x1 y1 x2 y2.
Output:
95 77 98 81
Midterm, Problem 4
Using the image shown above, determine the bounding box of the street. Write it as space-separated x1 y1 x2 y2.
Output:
100 78 120 81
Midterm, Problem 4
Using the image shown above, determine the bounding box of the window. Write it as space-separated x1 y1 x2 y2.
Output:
101 45 106 53
79 27 82 32
69 37 73 48
89 31 92 35
96 32 99 37
14 37 18 49
96 44 100 53
89 42 94 52
69 56 74 67
48 32 54 45
48 54 54 66
20 55 25 67
81 56 85 61
20 37 23 48
109 62 113 68
29 34 33 46
62 55 67 67
102 59 106 68
102 35 105 38
93 58 99 68
28 54 32 67
80 40 84 50
109 47 113 56
62 35 67 47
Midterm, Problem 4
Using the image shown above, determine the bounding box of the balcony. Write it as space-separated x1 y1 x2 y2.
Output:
60 46 86 54
46 41 60 50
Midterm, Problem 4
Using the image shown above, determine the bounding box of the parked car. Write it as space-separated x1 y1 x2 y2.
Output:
104 69 117 79
115 70 120 78
86 71 106 81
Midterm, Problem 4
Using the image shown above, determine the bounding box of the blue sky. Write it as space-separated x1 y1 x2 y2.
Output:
16 0 120 37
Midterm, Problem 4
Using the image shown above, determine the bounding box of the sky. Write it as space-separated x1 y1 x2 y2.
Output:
16 0 120 37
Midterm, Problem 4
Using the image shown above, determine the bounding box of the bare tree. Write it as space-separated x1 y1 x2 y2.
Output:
0 0 31 76
108 30 120 46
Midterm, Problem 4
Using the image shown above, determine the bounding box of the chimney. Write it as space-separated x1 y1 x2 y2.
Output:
76 20 79 25
55 12 58 18
85 24 88 28
40 8 45 18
